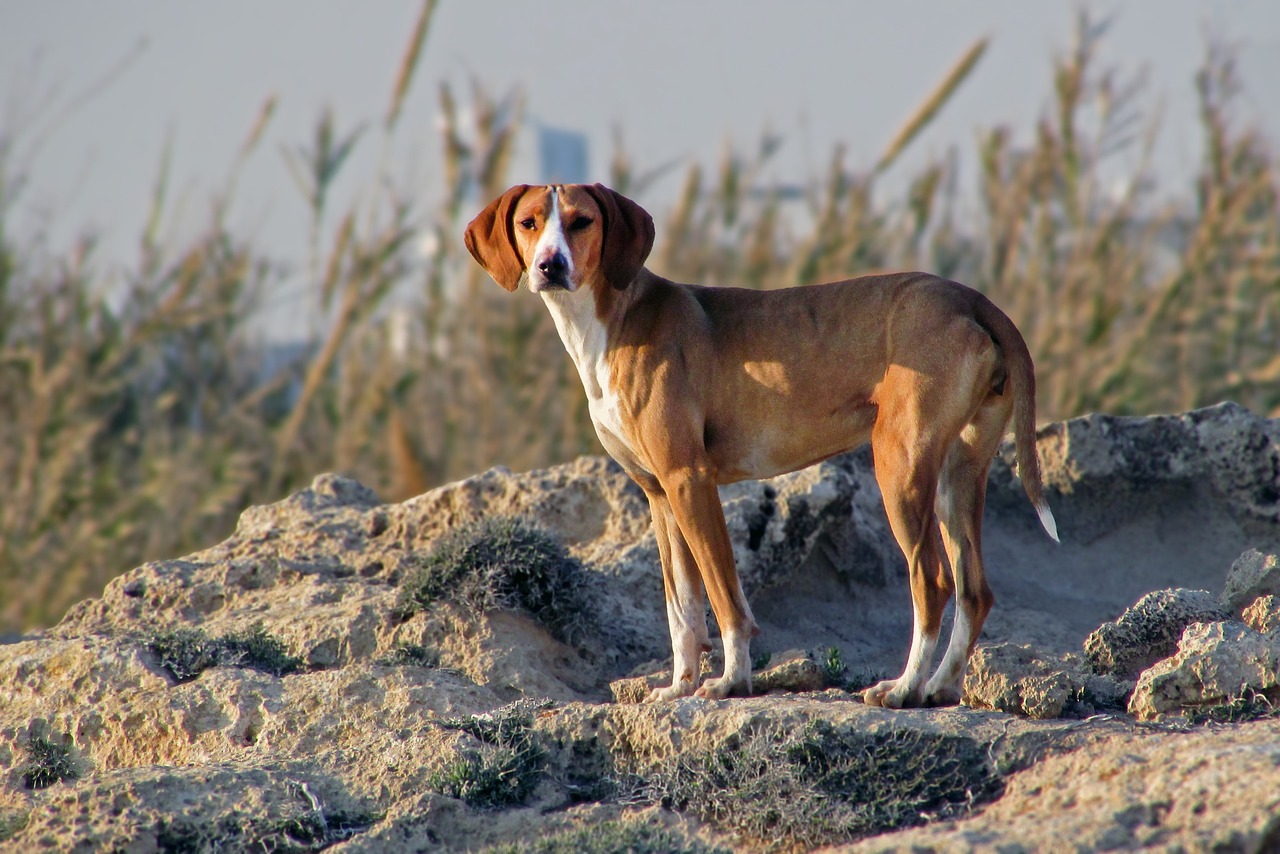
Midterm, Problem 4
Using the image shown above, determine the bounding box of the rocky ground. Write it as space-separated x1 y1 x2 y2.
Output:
3 401 1280 852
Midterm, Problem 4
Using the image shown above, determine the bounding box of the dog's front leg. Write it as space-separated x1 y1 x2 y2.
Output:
661 467 758 700
644 492 711 702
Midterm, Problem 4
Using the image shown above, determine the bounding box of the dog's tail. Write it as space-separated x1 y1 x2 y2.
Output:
976 295 1060 543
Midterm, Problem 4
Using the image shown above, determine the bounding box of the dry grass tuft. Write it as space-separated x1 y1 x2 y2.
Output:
20 729 81 790
394 516 592 643
153 780 379 852
429 699 553 810
147 623 305 682
643 719 1000 849
480 819 731 854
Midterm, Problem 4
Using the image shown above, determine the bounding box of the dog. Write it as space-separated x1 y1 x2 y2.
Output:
465 183 1058 707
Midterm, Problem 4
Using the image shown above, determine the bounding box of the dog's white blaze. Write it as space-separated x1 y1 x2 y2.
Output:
531 190 575 289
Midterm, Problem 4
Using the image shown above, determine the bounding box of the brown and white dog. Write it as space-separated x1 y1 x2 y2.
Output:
465 183 1058 708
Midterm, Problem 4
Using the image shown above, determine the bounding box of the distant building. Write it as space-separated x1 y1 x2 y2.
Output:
535 124 589 184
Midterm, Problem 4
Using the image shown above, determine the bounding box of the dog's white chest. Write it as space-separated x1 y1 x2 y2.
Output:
541 291 644 471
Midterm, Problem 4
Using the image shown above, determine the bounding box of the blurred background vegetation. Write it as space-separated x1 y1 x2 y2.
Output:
2 7 1277 633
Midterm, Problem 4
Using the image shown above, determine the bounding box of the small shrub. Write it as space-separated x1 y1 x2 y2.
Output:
1186 689 1280 726
154 780 379 853
438 698 553 745
429 748 540 810
21 731 79 790
820 645 846 685
429 699 552 809
0 809 28 842
789 721 1001 832
645 720 1001 848
216 623 305 677
377 642 439 668
149 628 221 682
395 516 590 642
148 623 304 683
481 819 731 854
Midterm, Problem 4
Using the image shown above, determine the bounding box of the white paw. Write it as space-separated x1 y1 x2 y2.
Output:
862 677 920 709
644 681 697 703
693 674 751 700
922 682 963 707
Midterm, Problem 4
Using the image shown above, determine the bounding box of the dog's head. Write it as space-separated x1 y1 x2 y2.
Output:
464 184 654 293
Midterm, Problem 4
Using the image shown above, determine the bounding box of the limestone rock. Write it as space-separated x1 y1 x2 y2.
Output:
850 718 1280 853
1084 588 1231 679
7 404 1280 851
1243 595 1280 634
963 643 1130 719
608 676 653 705
1221 549 1280 613
751 650 831 694
719 450 902 597
993 402 1280 545
1128 621 1280 720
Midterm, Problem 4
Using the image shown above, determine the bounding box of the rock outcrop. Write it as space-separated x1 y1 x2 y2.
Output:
1083 588 1232 679
1128 621 1280 721
1244 595 1280 634
1221 549 1280 613
3 403 1280 851
848 716 1280 853
962 643 1130 719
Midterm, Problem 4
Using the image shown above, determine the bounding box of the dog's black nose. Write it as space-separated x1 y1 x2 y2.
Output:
538 253 568 276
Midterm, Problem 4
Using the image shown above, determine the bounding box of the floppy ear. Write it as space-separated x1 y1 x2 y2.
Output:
464 184 531 292
584 183 655 289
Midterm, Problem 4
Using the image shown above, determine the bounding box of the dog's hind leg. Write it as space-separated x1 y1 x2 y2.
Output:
644 491 712 702
862 453 953 706
923 398 1009 705
863 378 959 709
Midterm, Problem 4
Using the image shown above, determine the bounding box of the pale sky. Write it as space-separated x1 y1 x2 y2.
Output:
2 1 1277 335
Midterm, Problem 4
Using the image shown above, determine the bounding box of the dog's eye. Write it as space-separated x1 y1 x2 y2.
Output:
519 218 537 230
568 216 593 232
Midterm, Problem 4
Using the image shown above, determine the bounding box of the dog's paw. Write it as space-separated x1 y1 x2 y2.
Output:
921 683 963 707
862 677 921 709
644 682 696 703
693 675 751 700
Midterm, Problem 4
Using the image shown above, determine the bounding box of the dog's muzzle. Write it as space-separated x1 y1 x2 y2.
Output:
532 251 571 291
